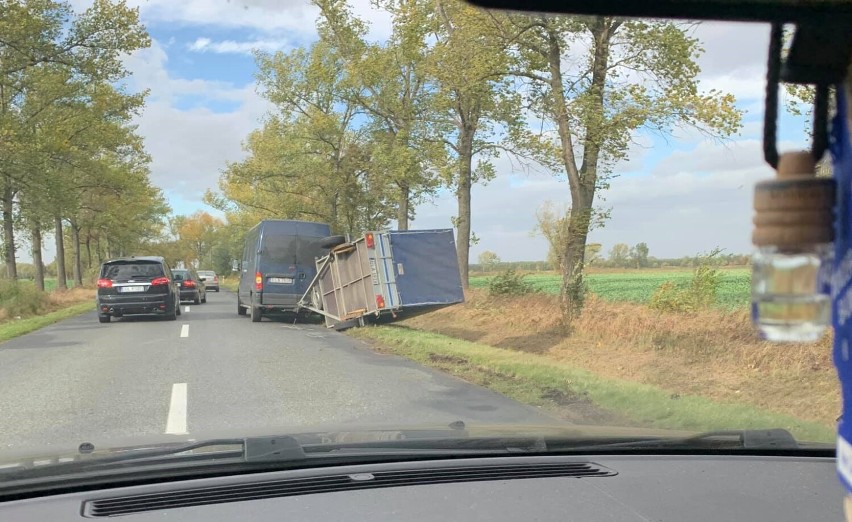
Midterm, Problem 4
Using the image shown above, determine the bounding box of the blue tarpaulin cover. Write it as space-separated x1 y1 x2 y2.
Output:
388 229 464 307
832 88 852 492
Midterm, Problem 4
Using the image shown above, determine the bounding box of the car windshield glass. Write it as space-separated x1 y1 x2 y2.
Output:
0 0 842 483
102 262 164 281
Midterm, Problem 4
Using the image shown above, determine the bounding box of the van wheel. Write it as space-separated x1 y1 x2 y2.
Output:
98 314 110 324
319 235 347 249
237 299 247 315
251 305 262 322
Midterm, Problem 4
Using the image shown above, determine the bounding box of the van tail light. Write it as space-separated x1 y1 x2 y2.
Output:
376 294 386 308
255 272 263 291
365 233 375 249
183 280 196 288
97 278 113 289
151 277 170 286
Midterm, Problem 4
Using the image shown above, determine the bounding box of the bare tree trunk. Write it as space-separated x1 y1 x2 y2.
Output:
396 184 410 231
548 18 615 324
54 216 67 290
85 233 92 269
2 178 16 279
455 126 475 288
71 218 83 287
32 226 44 291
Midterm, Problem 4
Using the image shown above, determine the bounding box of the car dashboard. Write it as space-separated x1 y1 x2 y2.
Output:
1 454 841 521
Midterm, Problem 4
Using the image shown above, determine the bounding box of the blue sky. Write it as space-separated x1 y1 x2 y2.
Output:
54 1 814 264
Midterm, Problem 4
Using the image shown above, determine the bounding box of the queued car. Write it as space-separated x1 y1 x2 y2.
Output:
173 268 207 305
96 257 181 323
198 270 219 292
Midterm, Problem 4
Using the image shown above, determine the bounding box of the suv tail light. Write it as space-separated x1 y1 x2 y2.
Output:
255 272 263 291
151 277 170 286
97 278 113 289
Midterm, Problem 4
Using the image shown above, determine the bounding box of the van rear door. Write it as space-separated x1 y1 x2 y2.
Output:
257 222 330 310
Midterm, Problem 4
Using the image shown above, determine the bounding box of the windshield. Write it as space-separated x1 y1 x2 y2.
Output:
0 0 840 479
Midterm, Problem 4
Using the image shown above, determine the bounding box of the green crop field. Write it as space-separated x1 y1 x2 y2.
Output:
469 268 751 309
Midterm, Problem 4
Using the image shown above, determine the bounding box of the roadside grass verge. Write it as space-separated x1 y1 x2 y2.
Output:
219 276 239 291
0 301 94 344
399 290 837 430
353 326 834 443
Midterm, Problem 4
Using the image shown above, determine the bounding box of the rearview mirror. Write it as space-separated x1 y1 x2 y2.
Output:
231 260 240 272
464 0 852 22
200 277 207 282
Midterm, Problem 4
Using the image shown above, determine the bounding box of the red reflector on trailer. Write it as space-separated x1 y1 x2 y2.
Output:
366 233 375 248
376 295 385 308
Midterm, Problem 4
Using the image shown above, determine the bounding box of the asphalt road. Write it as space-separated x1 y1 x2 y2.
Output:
0 291 554 458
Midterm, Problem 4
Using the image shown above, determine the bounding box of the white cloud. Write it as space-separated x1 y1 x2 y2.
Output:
188 37 292 55
412 134 783 261
72 0 392 44
692 22 769 77
123 39 272 202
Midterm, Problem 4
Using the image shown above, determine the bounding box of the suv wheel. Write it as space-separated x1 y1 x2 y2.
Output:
165 303 177 321
201 293 207 304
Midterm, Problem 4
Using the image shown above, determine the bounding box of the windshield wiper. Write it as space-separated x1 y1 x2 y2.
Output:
0 429 543 481
549 429 802 452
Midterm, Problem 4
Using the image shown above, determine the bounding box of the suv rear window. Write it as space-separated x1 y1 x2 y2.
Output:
101 262 164 281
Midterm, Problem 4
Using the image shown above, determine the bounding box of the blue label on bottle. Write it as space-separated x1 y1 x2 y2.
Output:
831 88 852 492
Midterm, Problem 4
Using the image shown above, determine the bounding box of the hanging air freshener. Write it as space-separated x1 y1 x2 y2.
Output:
752 151 835 341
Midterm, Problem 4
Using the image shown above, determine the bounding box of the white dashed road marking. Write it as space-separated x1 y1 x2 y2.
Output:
185 306 191 313
180 324 189 338
165 383 188 435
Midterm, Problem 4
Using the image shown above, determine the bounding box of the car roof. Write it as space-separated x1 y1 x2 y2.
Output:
101 256 166 265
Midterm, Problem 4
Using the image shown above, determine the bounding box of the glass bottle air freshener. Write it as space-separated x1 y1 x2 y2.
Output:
752 151 836 342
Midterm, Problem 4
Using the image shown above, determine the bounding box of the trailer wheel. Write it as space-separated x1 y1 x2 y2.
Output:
319 235 347 249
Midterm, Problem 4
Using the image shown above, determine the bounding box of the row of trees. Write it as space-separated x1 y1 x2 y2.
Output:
475 248 750 272
210 0 742 323
0 0 169 289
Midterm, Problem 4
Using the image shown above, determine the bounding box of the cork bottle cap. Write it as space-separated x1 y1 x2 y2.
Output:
752 151 835 247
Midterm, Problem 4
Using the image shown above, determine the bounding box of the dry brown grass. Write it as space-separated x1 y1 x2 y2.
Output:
402 289 838 428
46 286 95 308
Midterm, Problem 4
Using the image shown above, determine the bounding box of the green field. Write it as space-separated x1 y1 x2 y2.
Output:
469 268 751 309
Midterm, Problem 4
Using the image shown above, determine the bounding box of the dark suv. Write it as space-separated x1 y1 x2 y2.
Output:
96 257 181 323
173 268 207 305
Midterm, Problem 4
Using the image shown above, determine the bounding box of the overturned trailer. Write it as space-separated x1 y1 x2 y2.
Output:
298 229 465 329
